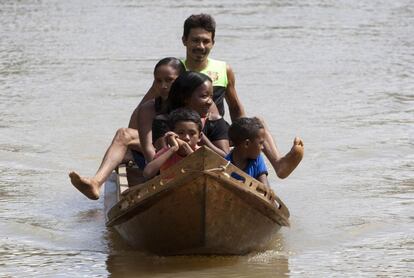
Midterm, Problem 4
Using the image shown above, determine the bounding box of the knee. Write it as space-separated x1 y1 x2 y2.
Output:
115 128 134 145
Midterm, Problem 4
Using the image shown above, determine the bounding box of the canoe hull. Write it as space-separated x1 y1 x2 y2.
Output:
104 147 289 255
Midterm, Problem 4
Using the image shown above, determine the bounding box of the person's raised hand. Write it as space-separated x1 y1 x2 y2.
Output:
165 132 179 152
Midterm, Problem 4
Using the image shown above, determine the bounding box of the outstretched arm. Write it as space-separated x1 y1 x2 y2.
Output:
225 64 246 121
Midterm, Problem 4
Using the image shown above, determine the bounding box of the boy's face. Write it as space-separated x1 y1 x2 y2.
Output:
246 128 266 159
173 121 201 149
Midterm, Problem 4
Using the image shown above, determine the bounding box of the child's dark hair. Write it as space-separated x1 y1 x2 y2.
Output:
168 108 203 133
228 117 264 146
154 57 186 75
183 14 216 41
167 71 212 112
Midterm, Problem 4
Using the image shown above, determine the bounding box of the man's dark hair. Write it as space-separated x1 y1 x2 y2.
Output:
183 14 216 41
228 117 264 146
167 71 212 112
168 108 203 133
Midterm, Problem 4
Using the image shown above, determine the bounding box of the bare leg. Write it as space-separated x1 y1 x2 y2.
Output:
69 128 140 200
259 118 304 179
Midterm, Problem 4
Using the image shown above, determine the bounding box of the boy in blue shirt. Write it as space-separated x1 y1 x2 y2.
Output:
226 117 269 185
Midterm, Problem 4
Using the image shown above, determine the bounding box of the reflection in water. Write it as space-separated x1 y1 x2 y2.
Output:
75 208 105 223
105 229 289 277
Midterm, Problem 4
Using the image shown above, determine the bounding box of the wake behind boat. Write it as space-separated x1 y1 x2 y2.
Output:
104 146 290 255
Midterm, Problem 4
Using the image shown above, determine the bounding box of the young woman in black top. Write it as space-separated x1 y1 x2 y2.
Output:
151 71 230 157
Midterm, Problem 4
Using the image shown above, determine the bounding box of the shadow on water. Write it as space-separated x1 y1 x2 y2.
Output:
104 229 290 277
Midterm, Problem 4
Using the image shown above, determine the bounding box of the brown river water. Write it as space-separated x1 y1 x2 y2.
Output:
1 0 413 277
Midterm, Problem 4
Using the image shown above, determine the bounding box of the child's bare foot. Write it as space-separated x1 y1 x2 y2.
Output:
69 171 100 200
276 137 304 179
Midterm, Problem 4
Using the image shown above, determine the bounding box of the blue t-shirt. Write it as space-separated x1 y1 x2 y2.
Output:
225 152 268 181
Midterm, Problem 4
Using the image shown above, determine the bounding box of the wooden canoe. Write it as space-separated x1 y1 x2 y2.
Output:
104 146 290 255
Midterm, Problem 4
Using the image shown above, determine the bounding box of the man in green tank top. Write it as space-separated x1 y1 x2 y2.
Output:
180 14 304 180
181 14 244 121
